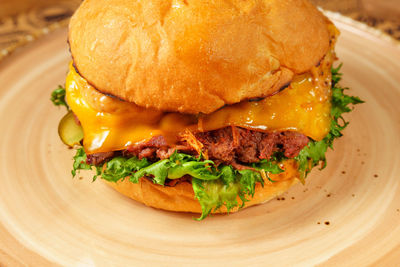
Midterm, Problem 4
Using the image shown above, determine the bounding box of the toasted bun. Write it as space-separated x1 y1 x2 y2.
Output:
104 160 300 214
69 0 330 114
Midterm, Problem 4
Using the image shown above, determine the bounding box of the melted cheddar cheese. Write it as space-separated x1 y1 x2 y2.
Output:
66 68 195 153
199 72 332 136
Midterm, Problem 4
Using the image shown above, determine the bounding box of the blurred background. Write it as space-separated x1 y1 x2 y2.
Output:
1 0 400 58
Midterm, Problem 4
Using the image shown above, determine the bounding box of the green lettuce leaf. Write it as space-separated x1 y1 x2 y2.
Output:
238 169 263 198
132 159 169 185
251 159 284 182
132 152 219 185
192 178 240 220
100 156 150 182
51 85 69 110
72 148 92 177
71 148 282 220
192 162 282 220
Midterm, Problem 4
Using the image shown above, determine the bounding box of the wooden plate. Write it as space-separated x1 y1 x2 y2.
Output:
0 14 399 266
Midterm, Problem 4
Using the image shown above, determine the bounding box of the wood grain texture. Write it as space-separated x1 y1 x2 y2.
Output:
362 0 400 23
0 14 399 266
0 0 80 60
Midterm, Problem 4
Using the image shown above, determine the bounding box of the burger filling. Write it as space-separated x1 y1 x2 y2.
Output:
86 128 309 168
52 25 363 219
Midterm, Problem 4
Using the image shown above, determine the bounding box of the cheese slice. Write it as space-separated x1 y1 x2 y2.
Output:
66 67 195 153
66 56 332 154
199 72 332 135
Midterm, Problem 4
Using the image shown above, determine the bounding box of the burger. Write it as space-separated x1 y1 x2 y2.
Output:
51 0 362 220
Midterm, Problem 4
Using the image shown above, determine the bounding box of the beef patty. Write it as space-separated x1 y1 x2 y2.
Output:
86 126 309 167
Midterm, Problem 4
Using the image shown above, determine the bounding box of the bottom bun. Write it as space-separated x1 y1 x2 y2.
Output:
104 160 300 214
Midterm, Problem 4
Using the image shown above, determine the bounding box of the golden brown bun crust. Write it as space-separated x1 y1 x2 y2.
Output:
104 161 300 214
69 0 330 114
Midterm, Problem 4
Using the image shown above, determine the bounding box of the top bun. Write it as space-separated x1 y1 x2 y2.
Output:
69 0 330 114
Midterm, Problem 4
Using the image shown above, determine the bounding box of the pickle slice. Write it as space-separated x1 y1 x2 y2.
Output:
58 111 83 147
